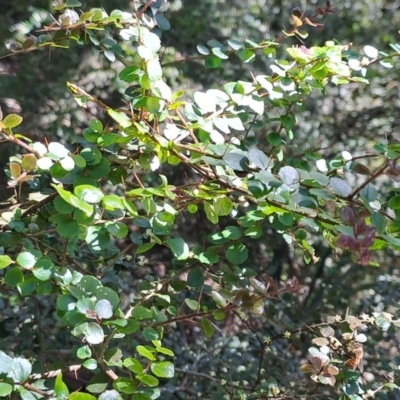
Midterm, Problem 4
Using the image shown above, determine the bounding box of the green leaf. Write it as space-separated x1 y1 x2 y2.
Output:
225 243 248 264
107 109 132 128
123 358 143 375
118 318 140 334
95 287 120 309
86 226 110 251
330 177 352 197
248 148 271 170
95 299 113 319
0 383 12 396
200 318 214 337
136 242 156 255
223 150 249 171
136 345 155 361
371 212 385 234
48 142 70 158
188 204 198 213
0 255 12 269
5 267 24 287
113 378 137 394
80 147 102 165
54 373 69 399
33 257 54 281
62 310 86 327
69 393 97 400
388 196 400 209
20 388 38 400
267 132 283 146
214 195 233 216
221 226 242 240
56 294 76 312
3 114 23 129
197 44 210 55
87 158 110 179
146 57 163 81
8 357 32 382
102 195 124 211
150 361 175 378
184 298 199 311
187 267 204 287
132 306 153 320
52 184 94 217
238 49 255 63
196 251 219 264
155 13 171 31
54 195 75 214
73 154 87 168
213 309 226 321
142 31 161 53
205 55 222 68
204 202 218 224
0 352 12 374
16 250 41 269
147 97 160 114
80 276 102 294
18 277 37 297
74 185 104 204
244 226 262 239
66 0 83 6
77 345 92 359
55 218 80 239
142 327 159 341
137 374 159 387
194 92 216 113
82 358 97 370
211 291 227 308
154 346 174 357
104 348 123 365
165 238 189 260
84 322 104 344
105 222 128 238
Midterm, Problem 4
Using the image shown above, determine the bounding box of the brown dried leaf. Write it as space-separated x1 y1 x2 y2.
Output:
309 356 323 370
320 326 335 337
326 365 340 375
290 13 303 27
312 337 329 346
319 373 336 386
10 162 22 180
352 163 371 175
300 363 318 374
295 30 309 39
346 315 367 330
282 29 295 37
249 277 267 293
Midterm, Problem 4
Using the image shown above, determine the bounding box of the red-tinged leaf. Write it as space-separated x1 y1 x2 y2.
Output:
304 17 322 27
336 235 359 252
355 219 368 235
340 207 356 225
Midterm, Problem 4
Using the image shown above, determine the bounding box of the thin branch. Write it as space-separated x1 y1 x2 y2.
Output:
100 242 136 276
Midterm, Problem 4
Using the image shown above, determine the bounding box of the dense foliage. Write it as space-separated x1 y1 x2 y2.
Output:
1 1 400 399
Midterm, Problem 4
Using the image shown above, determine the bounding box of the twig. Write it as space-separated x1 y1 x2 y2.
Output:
100 242 136 276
